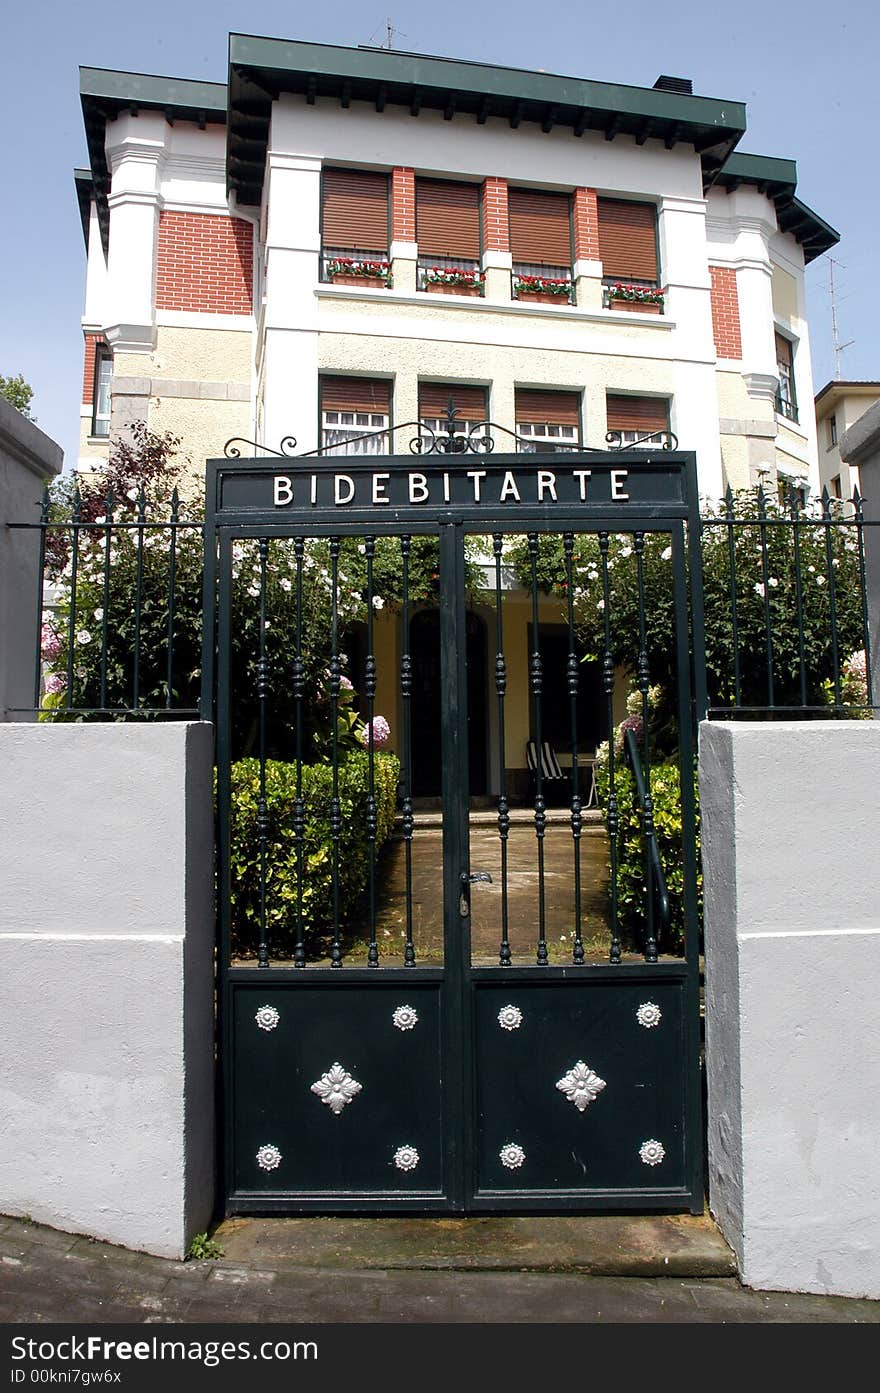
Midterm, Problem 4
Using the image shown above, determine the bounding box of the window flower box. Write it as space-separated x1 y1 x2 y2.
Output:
606 282 664 313
512 273 572 305
326 257 393 288
423 266 485 296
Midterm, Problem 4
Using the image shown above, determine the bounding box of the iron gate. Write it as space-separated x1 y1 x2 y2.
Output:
203 446 705 1213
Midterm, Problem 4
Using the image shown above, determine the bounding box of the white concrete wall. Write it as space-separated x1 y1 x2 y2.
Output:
0 723 215 1258
0 397 63 721
700 721 880 1298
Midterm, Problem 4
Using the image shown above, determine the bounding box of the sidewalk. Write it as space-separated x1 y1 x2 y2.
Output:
1 1214 877 1323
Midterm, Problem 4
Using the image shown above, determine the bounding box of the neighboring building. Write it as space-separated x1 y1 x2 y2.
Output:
814 380 880 501
75 37 837 499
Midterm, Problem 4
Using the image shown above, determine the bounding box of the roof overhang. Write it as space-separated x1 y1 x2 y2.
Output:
716 152 839 263
80 67 227 254
226 33 747 208
74 168 93 249
815 380 880 413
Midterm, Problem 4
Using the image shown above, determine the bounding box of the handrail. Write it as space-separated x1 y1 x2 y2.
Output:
624 727 671 940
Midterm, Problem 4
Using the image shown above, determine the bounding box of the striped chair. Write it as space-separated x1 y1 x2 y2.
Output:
525 740 565 786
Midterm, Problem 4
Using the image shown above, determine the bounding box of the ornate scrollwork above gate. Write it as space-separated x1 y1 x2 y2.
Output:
224 401 678 460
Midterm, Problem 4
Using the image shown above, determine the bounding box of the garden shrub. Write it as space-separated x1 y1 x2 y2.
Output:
228 750 400 960
595 750 699 957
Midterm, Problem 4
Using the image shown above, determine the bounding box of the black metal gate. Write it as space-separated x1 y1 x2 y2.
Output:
204 444 705 1213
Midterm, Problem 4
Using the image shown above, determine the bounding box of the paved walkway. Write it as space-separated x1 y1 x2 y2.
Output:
1 1214 877 1324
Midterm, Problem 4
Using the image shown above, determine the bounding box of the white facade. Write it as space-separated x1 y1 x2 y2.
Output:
75 44 836 496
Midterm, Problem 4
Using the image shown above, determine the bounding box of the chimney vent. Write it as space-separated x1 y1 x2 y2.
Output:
653 75 693 94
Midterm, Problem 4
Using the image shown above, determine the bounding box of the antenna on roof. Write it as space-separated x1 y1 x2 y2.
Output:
385 17 406 48
828 257 854 380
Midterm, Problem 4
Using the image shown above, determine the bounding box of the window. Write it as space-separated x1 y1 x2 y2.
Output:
597 199 659 306
605 395 670 448
775 332 798 423
515 389 580 453
321 168 390 279
416 180 482 291
508 188 573 300
92 347 112 438
419 382 488 449
320 377 391 455
830 474 842 499
828 414 838 447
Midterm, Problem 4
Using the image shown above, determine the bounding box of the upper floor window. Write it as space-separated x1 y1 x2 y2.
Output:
598 199 661 310
321 169 391 286
775 332 798 423
320 376 391 455
416 179 483 293
509 189 573 302
419 382 488 450
830 474 843 499
828 414 838 447
606 394 670 449
92 347 112 438
515 389 580 453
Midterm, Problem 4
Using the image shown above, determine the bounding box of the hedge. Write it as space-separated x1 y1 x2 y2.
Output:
228 751 400 960
595 754 699 957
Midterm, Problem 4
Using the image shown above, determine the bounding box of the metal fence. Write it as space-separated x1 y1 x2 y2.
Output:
7 479 878 723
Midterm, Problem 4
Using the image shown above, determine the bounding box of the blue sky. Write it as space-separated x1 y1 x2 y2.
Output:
2 0 877 472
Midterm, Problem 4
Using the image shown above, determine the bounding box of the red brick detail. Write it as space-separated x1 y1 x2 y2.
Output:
709 265 743 359
156 211 253 315
82 332 105 405
573 187 599 262
482 177 509 253
391 167 415 242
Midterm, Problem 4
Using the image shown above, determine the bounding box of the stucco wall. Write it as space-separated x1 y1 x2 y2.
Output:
0 723 215 1258
0 398 63 721
700 721 880 1298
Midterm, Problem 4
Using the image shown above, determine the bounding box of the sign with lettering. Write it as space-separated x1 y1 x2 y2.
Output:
212 455 693 519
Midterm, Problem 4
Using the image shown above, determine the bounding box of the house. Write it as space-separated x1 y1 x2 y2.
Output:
76 36 836 499
73 36 839 797
814 380 880 501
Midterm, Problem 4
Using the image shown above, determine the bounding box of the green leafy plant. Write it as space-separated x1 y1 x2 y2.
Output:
186 1232 224 1261
228 750 401 961
594 744 698 956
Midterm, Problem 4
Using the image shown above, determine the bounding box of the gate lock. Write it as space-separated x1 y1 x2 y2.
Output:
459 871 493 918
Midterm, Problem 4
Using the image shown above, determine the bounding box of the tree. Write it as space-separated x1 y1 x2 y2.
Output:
0 373 35 420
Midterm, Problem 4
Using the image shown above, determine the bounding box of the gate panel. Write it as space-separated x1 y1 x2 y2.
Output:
471 974 688 1202
231 979 445 1199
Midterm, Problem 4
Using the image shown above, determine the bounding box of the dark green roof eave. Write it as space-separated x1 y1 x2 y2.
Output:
80 67 228 256
717 151 838 263
74 168 93 250
226 32 747 207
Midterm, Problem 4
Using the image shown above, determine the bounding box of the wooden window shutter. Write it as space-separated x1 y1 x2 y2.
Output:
515 389 580 428
416 180 481 259
597 199 658 281
606 395 668 433
320 377 392 414
508 189 572 266
775 332 793 369
419 383 487 420
321 169 389 251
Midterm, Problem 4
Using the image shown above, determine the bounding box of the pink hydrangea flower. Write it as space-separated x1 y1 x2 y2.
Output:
44 672 67 695
360 715 390 748
41 624 64 662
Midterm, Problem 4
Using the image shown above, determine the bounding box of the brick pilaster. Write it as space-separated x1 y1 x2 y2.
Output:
573 187 600 262
709 265 743 359
391 167 416 242
482 177 509 252
82 332 103 405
